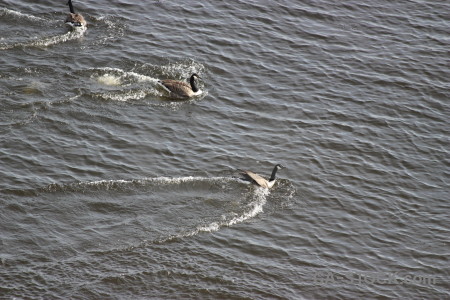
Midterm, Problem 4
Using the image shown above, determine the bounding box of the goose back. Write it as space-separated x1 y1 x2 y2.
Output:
241 170 269 188
66 13 86 26
160 80 194 97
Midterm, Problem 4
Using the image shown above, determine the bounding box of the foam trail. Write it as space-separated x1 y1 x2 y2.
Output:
201 187 268 229
34 29 86 47
44 176 236 192
96 90 149 102
41 177 270 243
158 186 270 243
94 67 159 83
0 8 85 50
90 67 161 101
0 30 86 50
96 74 122 86
1 8 45 22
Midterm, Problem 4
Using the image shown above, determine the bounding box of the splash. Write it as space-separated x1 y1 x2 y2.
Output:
156 186 270 243
0 7 87 50
194 188 269 230
42 176 271 243
96 74 122 86
32 29 86 47
95 90 149 102
159 59 206 79
92 67 159 84
44 176 235 192
87 67 160 101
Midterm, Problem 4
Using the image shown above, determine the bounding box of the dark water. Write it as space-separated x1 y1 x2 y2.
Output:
1 0 449 298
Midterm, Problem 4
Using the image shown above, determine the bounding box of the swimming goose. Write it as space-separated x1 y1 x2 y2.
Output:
159 73 202 99
65 0 87 29
240 164 284 189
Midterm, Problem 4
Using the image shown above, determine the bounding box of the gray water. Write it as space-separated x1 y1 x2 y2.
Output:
1 0 449 299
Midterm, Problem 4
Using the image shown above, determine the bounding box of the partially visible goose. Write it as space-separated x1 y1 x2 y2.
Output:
65 0 87 29
159 73 202 99
240 164 284 189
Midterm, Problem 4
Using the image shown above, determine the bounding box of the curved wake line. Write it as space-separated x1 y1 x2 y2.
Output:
86 176 236 186
94 90 149 102
93 67 159 83
0 8 45 22
91 67 161 101
0 30 86 50
34 29 86 47
41 176 271 244
156 187 270 243
0 8 86 50
197 187 268 229
43 176 237 193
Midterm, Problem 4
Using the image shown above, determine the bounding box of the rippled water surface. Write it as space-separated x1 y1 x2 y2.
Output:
1 0 449 299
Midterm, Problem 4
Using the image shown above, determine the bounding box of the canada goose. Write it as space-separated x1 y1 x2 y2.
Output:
240 164 284 189
65 0 87 29
159 73 202 99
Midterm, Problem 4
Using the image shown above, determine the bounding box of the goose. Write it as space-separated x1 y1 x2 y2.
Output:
159 73 202 99
65 0 87 29
240 164 284 189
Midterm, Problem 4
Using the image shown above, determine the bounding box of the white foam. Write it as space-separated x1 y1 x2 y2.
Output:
96 74 121 86
159 60 206 80
95 67 159 83
225 187 268 226
1 8 45 22
2 29 86 50
0 9 90 50
92 68 161 101
73 176 234 189
196 222 220 233
121 176 230 186
47 177 270 243
96 90 148 102
146 176 234 185
159 186 270 242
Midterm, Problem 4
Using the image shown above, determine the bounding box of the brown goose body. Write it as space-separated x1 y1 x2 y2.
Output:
65 13 86 27
65 0 87 29
159 74 202 99
240 164 284 189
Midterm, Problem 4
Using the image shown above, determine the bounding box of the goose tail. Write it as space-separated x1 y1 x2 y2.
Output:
157 80 171 93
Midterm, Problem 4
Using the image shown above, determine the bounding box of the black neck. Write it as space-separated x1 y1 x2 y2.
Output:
68 0 75 14
190 76 199 92
269 166 279 182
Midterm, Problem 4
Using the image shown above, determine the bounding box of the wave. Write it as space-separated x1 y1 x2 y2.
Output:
40 176 281 245
0 7 46 22
32 29 87 48
43 176 237 193
0 7 86 50
91 67 159 85
0 30 86 50
88 65 207 104
158 186 270 243
81 67 161 102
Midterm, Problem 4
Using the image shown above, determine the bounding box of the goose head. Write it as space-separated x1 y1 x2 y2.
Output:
189 73 201 89
275 164 284 170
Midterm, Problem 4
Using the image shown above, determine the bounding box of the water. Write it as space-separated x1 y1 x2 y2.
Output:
1 0 449 298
